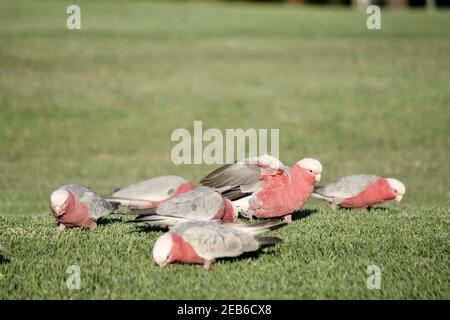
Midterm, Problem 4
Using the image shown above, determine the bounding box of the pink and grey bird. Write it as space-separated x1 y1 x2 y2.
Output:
105 175 196 210
127 186 238 227
152 220 286 268
50 184 118 230
200 154 323 222
312 174 406 210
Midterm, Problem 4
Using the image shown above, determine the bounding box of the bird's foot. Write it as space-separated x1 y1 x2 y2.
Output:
283 214 292 222
203 259 215 270
330 201 339 211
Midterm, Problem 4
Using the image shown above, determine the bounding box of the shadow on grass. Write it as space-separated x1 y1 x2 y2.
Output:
218 246 281 265
97 216 125 226
129 223 166 234
367 206 388 212
335 206 388 212
0 255 10 265
292 208 318 221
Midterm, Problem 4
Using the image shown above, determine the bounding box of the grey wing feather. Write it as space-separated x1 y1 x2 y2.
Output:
174 221 260 260
130 215 184 228
314 174 380 200
155 186 224 220
111 175 187 201
63 184 115 220
227 220 288 235
200 164 261 200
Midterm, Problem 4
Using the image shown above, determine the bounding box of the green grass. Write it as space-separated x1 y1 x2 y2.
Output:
0 0 449 299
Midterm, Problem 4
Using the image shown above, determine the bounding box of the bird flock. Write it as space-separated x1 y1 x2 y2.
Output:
49 154 406 268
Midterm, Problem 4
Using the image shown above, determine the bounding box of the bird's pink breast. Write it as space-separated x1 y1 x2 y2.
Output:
212 198 236 222
340 179 396 209
252 166 315 218
57 201 95 229
169 233 205 265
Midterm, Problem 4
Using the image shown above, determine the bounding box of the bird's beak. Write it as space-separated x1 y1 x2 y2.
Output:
314 174 321 183
395 195 403 202
53 206 64 216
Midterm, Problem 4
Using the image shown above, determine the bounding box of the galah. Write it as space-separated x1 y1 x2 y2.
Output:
312 174 406 210
152 220 286 268
50 184 118 230
127 186 238 227
104 175 196 210
200 154 323 222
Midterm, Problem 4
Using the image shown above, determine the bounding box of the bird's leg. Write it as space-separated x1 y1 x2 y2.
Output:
203 259 215 270
283 214 292 222
330 200 338 212
58 223 67 231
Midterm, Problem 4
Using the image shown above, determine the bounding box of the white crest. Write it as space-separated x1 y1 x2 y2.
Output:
51 189 70 207
386 178 406 199
152 233 174 266
297 158 323 183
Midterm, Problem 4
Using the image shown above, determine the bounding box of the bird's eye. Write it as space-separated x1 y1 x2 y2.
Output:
309 169 313 173
167 189 175 196
394 189 398 193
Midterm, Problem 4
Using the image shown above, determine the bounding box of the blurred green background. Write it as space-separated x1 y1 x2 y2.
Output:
0 0 449 299
0 0 448 213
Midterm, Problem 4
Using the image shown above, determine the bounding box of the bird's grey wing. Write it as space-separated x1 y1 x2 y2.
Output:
175 221 259 260
200 163 261 199
64 184 115 220
111 175 187 201
155 187 224 220
129 215 185 228
314 174 380 200
200 163 261 189
221 180 265 201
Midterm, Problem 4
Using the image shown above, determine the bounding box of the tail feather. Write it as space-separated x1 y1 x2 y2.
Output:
311 192 332 202
103 196 153 208
126 215 166 223
120 207 158 216
227 220 288 235
254 236 282 247
313 186 323 192
126 215 181 228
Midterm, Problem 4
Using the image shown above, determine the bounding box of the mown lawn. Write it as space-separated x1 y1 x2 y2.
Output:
0 0 449 299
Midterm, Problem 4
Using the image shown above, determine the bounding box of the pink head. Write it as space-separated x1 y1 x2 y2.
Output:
153 233 175 267
385 178 406 202
296 158 323 183
50 189 72 217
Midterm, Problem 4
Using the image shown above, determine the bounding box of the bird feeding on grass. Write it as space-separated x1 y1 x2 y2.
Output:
104 175 197 210
312 174 406 210
152 220 286 269
125 186 238 228
200 154 322 222
50 184 121 230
